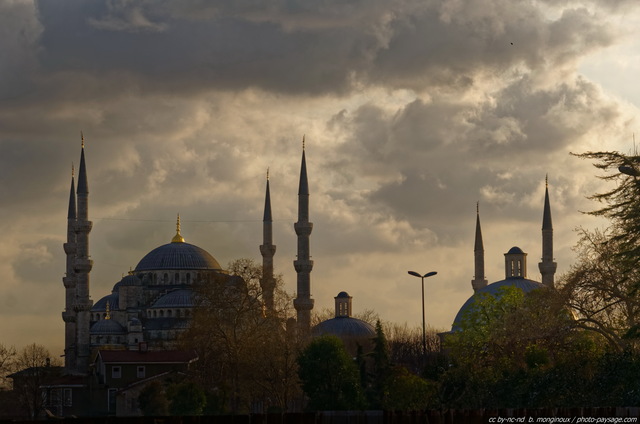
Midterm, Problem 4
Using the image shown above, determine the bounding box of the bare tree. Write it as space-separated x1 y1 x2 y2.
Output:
10 343 61 419
0 343 16 389
182 258 301 413
560 227 640 350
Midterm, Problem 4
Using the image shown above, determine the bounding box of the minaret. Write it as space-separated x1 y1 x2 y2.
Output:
62 164 77 373
260 169 277 312
471 202 488 292
293 137 314 335
538 175 557 288
74 133 94 373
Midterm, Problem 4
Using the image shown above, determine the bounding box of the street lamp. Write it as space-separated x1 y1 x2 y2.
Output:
408 270 437 355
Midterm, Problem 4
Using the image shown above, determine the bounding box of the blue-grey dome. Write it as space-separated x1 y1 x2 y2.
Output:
119 274 142 286
91 319 125 335
336 291 350 298
507 246 525 254
452 277 545 331
312 317 376 339
152 289 194 308
91 293 119 312
135 242 222 272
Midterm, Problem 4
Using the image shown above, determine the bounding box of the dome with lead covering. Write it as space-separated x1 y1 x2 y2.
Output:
135 242 222 272
91 319 125 335
452 277 545 331
152 289 195 308
312 317 376 339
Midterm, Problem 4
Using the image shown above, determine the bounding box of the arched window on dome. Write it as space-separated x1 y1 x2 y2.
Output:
168 310 173 317
103 313 107 319
175 273 180 284
160 310 164 317
163 273 168 284
186 273 191 284
153 310 157 318
185 309 190 317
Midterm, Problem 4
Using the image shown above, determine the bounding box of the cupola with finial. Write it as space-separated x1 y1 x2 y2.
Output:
172 214 185 243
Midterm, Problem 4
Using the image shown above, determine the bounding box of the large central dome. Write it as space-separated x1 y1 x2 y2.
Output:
135 242 222 271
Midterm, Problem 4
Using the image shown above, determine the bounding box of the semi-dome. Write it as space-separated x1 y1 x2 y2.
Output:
135 242 222 272
312 317 376 339
91 319 125 335
452 277 545 331
91 293 118 312
151 289 194 308
119 274 142 286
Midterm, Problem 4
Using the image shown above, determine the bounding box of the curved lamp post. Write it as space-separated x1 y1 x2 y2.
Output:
408 270 437 355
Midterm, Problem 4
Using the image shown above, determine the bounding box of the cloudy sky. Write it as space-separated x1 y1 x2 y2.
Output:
2 0 640 355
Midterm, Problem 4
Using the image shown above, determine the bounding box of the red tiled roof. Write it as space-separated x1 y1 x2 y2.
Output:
97 349 198 364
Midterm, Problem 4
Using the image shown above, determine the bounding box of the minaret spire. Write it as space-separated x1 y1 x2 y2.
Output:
260 168 277 312
471 202 488 292
539 175 557 287
73 134 94 374
293 137 314 335
62 164 78 373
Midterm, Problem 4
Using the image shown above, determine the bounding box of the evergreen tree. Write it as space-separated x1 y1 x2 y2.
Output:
297 335 366 411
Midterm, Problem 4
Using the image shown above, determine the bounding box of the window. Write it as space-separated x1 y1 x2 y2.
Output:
63 388 72 407
137 366 146 379
112 366 121 379
175 273 180 283
186 273 191 284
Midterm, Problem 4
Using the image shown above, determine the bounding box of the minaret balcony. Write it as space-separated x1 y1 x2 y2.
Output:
62 311 76 323
538 261 557 274
74 220 93 233
63 242 76 254
260 244 277 256
294 222 313 235
74 258 94 273
293 297 315 311
294 259 314 273
62 276 76 288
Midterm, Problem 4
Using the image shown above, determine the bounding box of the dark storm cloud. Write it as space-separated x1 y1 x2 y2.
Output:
29 0 618 99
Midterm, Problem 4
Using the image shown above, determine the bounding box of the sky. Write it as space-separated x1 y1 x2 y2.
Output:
2 0 640 356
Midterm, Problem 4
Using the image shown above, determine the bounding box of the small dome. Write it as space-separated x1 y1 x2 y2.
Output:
119 274 142 286
336 291 350 298
91 293 119 312
452 278 545 331
507 246 524 254
312 317 376 339
91 319 125 335
135 242 222 272
152 289 194 308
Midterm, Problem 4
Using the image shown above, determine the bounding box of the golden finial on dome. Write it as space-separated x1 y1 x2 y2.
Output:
172 213 185 243
105 301 111 320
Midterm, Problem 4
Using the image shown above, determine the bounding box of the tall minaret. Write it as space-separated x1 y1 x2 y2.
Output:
260 169 276 312
62 164 77 374
538 175 557 288
471 202 488 292
293 138 314 335
74 133 93 373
